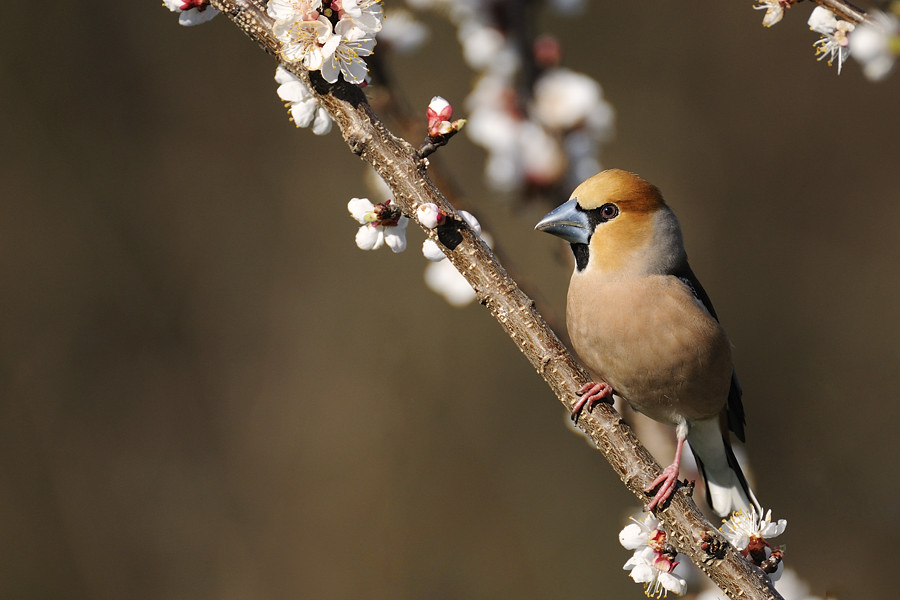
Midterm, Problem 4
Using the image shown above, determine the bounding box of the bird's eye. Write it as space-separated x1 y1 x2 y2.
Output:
599 203 619 220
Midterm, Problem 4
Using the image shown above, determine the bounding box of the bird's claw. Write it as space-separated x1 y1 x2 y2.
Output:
571 381 613 423
644 464 682 512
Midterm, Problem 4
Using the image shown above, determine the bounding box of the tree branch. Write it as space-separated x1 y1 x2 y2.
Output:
811 0 868 25
203 2 783 598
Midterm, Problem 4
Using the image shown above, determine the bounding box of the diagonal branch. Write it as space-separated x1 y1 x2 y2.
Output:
203 2 783 598
811 0 868 24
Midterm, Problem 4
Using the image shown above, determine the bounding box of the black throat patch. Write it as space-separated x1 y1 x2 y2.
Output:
571 243 589 272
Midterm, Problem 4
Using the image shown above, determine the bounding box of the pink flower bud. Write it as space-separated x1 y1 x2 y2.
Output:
179 0 209 10
426 96 453 127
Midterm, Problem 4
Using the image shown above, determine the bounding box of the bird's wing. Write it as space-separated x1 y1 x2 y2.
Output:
673 262 747 442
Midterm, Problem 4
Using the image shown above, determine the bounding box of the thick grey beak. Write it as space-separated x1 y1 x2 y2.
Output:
535 198 591 244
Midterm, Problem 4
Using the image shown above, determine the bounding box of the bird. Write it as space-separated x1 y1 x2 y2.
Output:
535 168 759 518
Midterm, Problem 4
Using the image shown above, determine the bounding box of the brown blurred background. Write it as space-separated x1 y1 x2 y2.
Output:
1 1 898 599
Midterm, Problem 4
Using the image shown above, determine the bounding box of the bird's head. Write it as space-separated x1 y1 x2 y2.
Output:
535 169 685 275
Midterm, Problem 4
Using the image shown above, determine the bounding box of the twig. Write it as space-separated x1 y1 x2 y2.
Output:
202 2 783 598
811 0 868 24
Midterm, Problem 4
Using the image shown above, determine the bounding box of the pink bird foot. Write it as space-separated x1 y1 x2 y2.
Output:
645 435 687 512
571 381 613 423
645 463 681 512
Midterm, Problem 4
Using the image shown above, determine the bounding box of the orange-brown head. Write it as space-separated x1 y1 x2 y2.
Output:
536 169 686 276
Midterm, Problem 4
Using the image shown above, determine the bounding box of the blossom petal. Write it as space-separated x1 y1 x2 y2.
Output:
347 197 376 222
422 239 446 262
416 203 442 229
458 210 482 236
289 99 317 128
355 224 383 250
618 523 649 550
808 7 838 34
178 7 219 26
311 108 333 135
425 260 476 307
383 217 409 253
320 57 341 83
627 563 655 584
659 571 688 596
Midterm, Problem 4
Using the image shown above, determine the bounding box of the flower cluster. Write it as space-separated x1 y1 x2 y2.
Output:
720 506 787 577
619 513 687 598
420 207 486 307
274 66 333 134
268 0 383 85
346 183 485 307
850 7 900 81
470 47 613 193
696 567 828 600
753 0 795 28
407 1 613 194
162 0 218 26
753 1 900 80
374 7 427 54
808 6 855 74
347 197 409 253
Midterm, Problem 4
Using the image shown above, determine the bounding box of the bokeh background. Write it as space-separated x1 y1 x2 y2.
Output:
2 1 899 599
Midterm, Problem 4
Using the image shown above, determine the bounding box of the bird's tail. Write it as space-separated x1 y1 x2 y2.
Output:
687 418 760 518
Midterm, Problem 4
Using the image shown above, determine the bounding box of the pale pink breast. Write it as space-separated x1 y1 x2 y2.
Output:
567 274 732 425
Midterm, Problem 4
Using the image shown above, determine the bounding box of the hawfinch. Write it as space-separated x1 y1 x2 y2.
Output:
536 169 759 517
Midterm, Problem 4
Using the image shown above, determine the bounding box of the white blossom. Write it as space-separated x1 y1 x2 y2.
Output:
694 589 727 600
808 6 855 73
618 513 659 550
808 6 837 33
425 259 477 306
623 546 687 598
774 568 827 600
618 513 688 598
348 197 378 223
465 62 611 193
162 0 219 26
422 239 445 262
416 203 443 229
721 506 787 551
336 0 384 35
422 211 486 306
274 66 332 135
321 19 377 84
382 220 409 252
849 11 899 81
465 97 524 192
719 506 786 581
267 0 322 21
458 210 482 236
519 122 566 187
274 15 341 71
754 0 787 28
347 198 408 253
376 9 428 54
458 23 519 75
355 223 383 250
532 68 606 131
